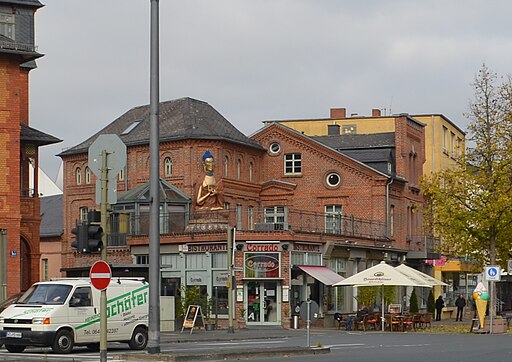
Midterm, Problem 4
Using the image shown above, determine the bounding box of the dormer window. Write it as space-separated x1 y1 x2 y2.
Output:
0 13 15 40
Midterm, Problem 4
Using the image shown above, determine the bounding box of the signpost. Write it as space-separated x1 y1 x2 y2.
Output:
90 261 112 291
300 300 319 347
484 266 501 334
88 134 126 362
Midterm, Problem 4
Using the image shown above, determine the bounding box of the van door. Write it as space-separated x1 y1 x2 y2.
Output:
68 286 97 343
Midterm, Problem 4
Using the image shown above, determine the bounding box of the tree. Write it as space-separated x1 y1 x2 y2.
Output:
421 64 512 267
409 289 419 313
427 290 435 314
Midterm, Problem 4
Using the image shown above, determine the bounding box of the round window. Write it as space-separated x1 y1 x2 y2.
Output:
269 142 281 154
326 173 341 187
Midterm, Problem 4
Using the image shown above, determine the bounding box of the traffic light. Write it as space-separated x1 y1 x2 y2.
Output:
86 224 103 253
71 224 88 253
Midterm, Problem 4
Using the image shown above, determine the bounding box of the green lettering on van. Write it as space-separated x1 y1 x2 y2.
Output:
76 284 149 330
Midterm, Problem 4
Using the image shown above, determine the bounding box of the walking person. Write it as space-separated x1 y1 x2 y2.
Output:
455 294 466 321
435 295 445 321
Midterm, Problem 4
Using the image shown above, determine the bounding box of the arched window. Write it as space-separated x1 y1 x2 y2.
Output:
224 156 229 177
85 167 91 184
249 162 253 182
236 159 241 180
76 167 82 185
164 157 173 177
118 168 125 181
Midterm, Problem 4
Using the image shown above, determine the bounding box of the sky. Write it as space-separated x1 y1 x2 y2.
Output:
29 0 512 182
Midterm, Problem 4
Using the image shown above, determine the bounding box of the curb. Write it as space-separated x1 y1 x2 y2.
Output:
113 346 330 361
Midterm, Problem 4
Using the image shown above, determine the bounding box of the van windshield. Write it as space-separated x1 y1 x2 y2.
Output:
17 284 73 305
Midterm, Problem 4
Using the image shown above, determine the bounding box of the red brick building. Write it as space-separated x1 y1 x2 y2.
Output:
59 97 437 328
0 0 60 295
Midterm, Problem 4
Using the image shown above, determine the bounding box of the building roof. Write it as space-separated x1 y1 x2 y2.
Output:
21 124 62 146
0 0 43 7
40 194 63 238
116 178 191 204
312 133 395 149
59 97 263 156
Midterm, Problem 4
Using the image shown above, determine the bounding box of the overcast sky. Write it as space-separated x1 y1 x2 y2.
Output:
30 0 512 181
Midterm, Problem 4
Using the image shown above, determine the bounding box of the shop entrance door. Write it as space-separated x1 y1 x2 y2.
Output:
246 281 280 324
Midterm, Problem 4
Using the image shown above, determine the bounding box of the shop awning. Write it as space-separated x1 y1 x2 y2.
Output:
297 266 344 286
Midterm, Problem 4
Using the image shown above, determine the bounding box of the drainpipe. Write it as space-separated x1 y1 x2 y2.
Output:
386 178 393 239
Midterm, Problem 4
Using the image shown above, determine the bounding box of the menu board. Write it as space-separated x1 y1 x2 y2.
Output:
181 305 204 334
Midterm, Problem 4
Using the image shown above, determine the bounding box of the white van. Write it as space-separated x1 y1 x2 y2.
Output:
0 278 149 354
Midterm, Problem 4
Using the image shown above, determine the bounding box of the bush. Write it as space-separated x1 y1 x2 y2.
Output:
409 289 419 313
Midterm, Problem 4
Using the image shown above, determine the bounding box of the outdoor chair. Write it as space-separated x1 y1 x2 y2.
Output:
420 313 432 328
402 315 415 332
366 313 379 330
356 314 368 331
412 314 422 329
334 313 347 330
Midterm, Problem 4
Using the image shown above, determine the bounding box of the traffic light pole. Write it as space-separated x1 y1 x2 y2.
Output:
99 149 109 362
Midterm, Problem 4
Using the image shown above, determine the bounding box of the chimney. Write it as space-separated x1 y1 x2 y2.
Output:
327 123 340 136
330 108 346 119
372 108 381 117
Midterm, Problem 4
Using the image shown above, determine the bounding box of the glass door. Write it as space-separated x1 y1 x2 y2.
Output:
246 281 280 324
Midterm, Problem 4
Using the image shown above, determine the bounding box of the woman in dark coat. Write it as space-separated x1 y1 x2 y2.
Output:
435 295 445 321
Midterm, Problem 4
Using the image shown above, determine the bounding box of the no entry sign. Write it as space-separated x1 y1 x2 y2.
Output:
90 260 112 290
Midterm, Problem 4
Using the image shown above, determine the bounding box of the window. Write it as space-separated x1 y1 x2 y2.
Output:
236 159 241 180
135 255 149 264
42 258 48 281
161 254 180 269
186 253 207 269
224 156 229 177
118 168 125 181
0 13 15 40
236 204 242 229
164 157 173 177
342 124 357 134
79 207 88 222
325 205 342 234
389 205 395 237
450 132 455 156
71 287 92 307
326 172 340 187
442 126 448 152
85 167 91 184
248 206 254 230
269 142 281 154
264 206 287 229
249 162 253 182
76 167 82 185
121 120 141 135
284 153 302 175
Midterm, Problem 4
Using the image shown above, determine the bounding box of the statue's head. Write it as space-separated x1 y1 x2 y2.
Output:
202 150 215 173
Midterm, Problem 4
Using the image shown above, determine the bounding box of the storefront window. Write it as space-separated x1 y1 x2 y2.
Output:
327 258 347 312
244 253 280 278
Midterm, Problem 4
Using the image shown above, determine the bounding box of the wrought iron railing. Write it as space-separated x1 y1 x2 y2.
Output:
0 40 37 52
407 235 441 253
108 208 388 244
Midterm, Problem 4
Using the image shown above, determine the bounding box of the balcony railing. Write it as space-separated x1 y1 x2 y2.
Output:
407 235 441 259
108 208 388 243
0 40 37 53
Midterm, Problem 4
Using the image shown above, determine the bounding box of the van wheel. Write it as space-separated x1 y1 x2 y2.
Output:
52 329 74 354
86 343 100 352
5 344 26 353
128 326 148 350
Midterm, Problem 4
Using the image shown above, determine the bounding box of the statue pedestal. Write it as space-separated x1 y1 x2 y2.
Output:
185 210 229 232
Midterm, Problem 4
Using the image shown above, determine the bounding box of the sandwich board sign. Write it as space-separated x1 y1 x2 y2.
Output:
181 305 205 334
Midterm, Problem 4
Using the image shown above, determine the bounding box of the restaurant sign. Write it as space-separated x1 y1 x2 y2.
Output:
244 253 280 279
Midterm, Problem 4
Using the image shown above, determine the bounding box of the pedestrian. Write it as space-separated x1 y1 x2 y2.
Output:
435 295 445 321
455 294 466 321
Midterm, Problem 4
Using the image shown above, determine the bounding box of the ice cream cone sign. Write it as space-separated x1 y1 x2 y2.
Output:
473 282 488 327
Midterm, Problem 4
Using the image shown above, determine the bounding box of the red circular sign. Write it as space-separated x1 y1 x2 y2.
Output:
90 261 112 290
